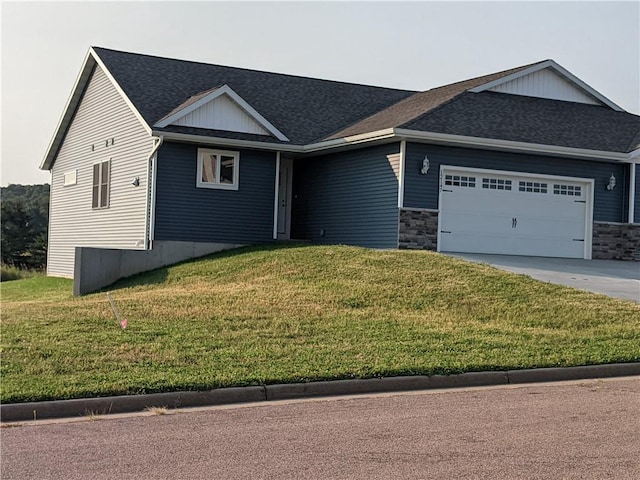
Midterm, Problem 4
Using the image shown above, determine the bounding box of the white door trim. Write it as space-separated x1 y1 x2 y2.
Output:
437 165 594 259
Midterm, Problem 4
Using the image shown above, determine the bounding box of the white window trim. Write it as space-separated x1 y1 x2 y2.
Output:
63 170 77 186
196 148 239 190
92 159 111 209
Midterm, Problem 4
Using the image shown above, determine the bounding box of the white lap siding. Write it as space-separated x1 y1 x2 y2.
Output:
47 65 152 277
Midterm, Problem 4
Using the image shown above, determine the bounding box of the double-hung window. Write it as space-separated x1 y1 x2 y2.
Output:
196 148 239 190
92 160 110 209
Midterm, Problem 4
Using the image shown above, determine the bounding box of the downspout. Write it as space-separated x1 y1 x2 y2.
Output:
145 135 164 250
629 162 636 223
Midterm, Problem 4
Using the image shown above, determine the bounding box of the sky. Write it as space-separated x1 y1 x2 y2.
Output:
1 0 639 186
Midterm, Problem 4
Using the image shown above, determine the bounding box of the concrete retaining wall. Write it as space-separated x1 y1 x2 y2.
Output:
73 241 245 295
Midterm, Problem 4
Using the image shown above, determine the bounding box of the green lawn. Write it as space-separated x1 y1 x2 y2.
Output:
2 244 639 403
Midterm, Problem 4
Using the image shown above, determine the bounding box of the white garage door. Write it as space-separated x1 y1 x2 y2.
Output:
438 166 592 259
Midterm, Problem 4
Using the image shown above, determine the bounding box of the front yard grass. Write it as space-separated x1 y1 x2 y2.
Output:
2 244 639 403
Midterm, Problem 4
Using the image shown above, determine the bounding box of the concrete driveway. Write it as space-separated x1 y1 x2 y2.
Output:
448 253 640 303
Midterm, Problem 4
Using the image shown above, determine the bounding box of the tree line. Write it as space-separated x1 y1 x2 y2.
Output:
1 184 50 270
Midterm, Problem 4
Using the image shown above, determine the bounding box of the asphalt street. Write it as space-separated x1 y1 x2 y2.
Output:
2 377 639 479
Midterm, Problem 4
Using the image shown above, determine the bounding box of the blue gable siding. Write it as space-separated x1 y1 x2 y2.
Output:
403 143 628 223
154 142 276 243
292 143 400 248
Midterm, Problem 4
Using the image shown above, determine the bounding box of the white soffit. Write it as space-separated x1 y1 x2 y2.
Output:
154 85 289 141
470 61 624 111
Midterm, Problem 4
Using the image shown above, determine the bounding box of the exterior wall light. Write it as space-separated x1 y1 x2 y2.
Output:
421 156 430 175
606 174 616 191
132 177 140 187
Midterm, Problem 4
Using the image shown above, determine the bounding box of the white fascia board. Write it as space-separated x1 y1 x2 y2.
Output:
41 48 153 171
153 130 303 153
629 147 640 162
154 84 289 142
155 127 634 163
40 50 95 170
304 129 396 153
469 60 624 112
152 128 396 154
90 48 152 135
394 128 633 163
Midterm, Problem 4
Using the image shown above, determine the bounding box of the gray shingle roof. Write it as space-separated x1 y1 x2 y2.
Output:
403 91 640 153
92 47 416 145
323 61 546 140
92 47 640 154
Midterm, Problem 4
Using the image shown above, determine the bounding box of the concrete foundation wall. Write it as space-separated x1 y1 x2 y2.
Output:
592 222 640 261
73 241 245 296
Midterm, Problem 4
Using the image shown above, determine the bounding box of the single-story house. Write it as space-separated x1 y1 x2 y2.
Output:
41 47 640 295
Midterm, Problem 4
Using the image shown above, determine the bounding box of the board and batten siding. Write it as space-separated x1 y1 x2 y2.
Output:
488 68 601 105
403 143 628 223
172 94 270 135
153 142 276 243
47 65 152 277
291 143 401 248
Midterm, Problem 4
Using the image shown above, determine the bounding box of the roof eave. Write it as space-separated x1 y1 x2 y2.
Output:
155 127 633 162
394 128 633 163
40 50 96 170
41 47 153 171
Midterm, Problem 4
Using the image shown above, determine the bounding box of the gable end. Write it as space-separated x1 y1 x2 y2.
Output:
469 60 624 111
154 85 289 141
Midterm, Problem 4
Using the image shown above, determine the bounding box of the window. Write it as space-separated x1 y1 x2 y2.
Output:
92 160 110 208
197 148 239 190
444 174 476 188
553 184 581 196
482 177 512 190
64 170 77 186
518 181 547 194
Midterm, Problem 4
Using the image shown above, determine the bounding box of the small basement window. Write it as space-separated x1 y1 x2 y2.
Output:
197 148 239 190
92 160 110 209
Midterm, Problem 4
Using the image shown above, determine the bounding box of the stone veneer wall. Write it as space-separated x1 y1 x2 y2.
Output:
592 222 640 261
398 208 439 250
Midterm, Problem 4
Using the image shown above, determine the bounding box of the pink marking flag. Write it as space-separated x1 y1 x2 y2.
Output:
106 293 128 329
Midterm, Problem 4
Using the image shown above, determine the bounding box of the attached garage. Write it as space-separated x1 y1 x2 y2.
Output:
437 166 594 259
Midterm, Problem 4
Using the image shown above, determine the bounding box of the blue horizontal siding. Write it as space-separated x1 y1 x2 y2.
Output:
154 142 276 243
404 143 628 223
635 166 640 224
292 143 400 248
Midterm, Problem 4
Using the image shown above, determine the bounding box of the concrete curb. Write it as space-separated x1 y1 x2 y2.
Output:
2 363 639 423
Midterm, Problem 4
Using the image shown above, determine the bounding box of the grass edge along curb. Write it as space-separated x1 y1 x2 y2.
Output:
2 363 639 423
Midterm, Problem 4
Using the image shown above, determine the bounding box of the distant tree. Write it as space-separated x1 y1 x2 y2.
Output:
1 184 50 270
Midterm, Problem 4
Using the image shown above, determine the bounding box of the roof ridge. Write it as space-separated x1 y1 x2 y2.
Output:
91 46 416 94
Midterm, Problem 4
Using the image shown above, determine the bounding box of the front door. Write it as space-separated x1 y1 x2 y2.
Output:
277 158 293 239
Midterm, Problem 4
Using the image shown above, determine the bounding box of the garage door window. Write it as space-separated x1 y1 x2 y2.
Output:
553 184 581 196
482 178 512 190
518 181 547 194
445 175 476 188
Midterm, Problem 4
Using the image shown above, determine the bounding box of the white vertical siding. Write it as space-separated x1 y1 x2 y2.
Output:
490 68 601 105
47 65 152 278
173 94 269 135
